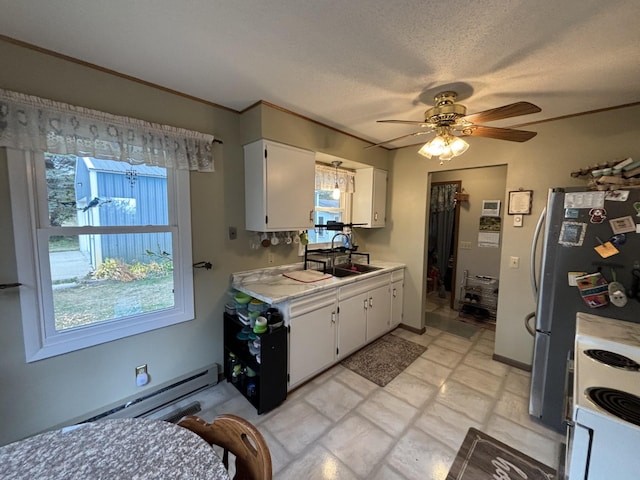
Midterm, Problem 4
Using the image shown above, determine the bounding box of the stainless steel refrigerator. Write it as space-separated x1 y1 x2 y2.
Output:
529 187 640 432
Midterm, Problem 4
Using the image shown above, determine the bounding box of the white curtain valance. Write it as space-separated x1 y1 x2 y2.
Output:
0 88 215 172
315 163 355 193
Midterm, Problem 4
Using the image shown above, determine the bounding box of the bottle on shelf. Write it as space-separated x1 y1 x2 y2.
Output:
227 352 238 380
231 363 245 386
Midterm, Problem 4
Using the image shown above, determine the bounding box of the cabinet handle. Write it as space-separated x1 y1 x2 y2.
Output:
369 297 373 308
374 212 378 221
309 210 314 222
393 288 397 298
363 299 368 310
331 311 336 324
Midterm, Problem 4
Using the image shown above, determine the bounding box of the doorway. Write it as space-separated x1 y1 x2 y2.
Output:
426 165 507 331
427 181 461 310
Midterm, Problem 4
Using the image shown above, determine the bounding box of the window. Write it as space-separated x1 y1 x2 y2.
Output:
307 188 352 246
7 149 194 362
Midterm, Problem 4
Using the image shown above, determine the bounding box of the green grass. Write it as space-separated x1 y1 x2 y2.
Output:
49 236 80 252
53 276 174 331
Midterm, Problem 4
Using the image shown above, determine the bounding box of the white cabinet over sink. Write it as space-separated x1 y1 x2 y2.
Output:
244 139 315 231
353 167 387 228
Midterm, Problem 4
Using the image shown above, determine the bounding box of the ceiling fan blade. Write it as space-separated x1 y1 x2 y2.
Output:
365 130 432 149
377 119 433 127
463 125 537 142
462 102 541 124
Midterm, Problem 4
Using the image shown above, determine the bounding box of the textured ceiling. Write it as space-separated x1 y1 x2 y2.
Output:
1 0 639 148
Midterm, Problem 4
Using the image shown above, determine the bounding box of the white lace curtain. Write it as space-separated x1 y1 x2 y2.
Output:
315 163 355 193
0 88 215 171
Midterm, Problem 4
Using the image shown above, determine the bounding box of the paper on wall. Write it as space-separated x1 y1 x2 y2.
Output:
478 232 500 248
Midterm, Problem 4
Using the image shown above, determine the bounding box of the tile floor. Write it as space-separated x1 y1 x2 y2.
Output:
164 293 564 479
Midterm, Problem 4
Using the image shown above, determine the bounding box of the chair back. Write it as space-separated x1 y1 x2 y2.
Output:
179 414 272 480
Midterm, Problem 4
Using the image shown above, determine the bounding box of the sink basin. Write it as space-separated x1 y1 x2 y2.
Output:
330 268 361 278
330 263 383 277
334 263 382 273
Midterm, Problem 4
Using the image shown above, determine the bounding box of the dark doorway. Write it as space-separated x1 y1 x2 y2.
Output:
427 181 461 309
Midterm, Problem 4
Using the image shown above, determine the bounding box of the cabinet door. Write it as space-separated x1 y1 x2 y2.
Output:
337 293 367 359
289 302 336 388
352 167 387 228
391 279 404 328
244 140 315 231
366 283 392 341
371 168 387 227
264 142 315 230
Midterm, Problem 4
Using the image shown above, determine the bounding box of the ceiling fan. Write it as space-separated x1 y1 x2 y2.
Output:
368 91 541 161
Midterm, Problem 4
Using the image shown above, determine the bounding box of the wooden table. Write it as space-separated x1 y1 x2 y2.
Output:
0 418 230 479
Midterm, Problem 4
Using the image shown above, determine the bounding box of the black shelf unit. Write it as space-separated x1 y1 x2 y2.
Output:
223 312 287 414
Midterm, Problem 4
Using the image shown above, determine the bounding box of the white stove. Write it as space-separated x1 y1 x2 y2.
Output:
568 312 640 479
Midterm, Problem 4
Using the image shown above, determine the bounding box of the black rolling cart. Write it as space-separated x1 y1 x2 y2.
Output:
223 312 287 414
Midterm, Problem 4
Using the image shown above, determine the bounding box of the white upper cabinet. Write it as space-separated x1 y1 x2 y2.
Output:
244 139 315 231
352 167 387 228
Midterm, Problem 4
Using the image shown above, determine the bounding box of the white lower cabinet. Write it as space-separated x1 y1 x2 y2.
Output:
335 290 367 359
287 290 337 389
338 274 392 352
390 269 404 329
287 269 402 390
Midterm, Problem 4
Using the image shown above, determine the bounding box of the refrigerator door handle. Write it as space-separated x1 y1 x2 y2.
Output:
525 311 536 336
530 206 546 300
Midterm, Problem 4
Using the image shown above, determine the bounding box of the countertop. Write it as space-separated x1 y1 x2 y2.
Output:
576 312 640 355
232 261 405 305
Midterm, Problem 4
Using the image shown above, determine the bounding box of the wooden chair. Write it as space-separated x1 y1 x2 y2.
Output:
178 414 272 480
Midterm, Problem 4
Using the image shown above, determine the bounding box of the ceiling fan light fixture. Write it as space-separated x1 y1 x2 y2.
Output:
439 147 454 161
418 135 446 158
449 136 469 156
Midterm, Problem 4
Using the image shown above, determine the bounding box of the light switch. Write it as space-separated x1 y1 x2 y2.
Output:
509 256 520 268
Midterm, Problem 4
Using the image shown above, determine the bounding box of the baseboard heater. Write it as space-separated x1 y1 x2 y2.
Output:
81 363 219 423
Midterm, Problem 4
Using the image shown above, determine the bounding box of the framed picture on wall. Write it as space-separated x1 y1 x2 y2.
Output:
508 190 533 215
481 200 501 217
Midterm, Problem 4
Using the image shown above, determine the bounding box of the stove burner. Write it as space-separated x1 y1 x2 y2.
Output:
583 349 640 370
587 387 640 427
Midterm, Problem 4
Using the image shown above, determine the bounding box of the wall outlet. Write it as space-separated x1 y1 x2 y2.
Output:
228 226 237 240
135 364 149 386
268 253 275 264
509 256 520 269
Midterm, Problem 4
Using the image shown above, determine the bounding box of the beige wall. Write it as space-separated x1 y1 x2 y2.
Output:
389 105 640 364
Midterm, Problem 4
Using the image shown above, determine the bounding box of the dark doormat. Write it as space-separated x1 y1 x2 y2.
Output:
446 428 556 479
340 333 426 387
425 312 480 339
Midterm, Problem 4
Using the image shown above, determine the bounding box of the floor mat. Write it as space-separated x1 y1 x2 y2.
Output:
341 333 426 387
425 312 480 339
446 428 556 479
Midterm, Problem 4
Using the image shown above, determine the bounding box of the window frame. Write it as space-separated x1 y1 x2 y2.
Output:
7 149 195 362
308 189 352 248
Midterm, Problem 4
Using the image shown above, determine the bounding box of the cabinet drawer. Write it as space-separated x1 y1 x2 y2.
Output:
338 273 390 300
391 269 404 283
289 289 336 318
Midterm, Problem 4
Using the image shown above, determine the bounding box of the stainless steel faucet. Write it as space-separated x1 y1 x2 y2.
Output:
331 232 350 273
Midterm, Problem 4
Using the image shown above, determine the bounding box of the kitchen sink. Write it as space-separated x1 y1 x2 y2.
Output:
331 263 383 277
